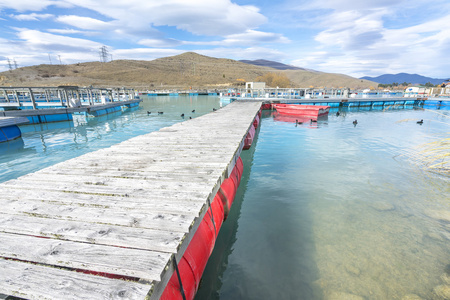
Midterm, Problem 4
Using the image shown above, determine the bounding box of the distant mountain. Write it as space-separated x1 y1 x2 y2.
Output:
0 52 376 89
361 73 448 85
239 59 304 70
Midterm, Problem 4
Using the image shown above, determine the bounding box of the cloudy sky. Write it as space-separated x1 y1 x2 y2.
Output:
0 0 449 78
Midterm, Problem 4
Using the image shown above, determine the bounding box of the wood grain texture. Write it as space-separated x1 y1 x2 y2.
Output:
0 101 262 299
0 258 151 300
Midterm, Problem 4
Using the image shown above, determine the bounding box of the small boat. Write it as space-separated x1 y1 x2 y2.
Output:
273 104 330 120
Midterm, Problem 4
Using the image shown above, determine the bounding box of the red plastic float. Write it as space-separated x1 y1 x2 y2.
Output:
261 103 272 110
160 157 244 300
243 125 255 150
253 114 260 129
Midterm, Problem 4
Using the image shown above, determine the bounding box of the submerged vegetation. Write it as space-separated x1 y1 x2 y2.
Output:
410 136 450 174
398 111 450 175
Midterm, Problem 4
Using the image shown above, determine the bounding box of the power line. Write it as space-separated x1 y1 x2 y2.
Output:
99 46 109 63
7 58 13 71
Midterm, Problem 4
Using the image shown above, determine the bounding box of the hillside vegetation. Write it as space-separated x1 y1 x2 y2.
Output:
0 52 376 89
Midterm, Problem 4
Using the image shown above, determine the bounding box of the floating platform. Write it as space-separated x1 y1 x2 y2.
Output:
0 101 262 300
223 96 433 107
0 99 142 124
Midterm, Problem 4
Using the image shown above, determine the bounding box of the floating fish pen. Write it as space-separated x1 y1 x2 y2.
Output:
0 86 142 124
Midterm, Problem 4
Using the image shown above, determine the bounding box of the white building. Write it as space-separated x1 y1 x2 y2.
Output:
404 86 427 97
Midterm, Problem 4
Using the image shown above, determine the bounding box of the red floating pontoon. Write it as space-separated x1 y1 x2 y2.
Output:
273 104 330 120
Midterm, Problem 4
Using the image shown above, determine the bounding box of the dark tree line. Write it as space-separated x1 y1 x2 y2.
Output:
378 82 437 88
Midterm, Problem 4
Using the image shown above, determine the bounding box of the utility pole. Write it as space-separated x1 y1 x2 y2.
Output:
99 46 109 63
7 58 13 71
48 53 52 64
13 58 18 69
58 55 62 65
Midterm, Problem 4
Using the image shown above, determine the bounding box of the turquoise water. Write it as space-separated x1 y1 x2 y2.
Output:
197 105 450 300
0 95 221 182
1 97 449 299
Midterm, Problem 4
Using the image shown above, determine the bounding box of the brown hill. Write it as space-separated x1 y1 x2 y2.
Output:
0 52 376 89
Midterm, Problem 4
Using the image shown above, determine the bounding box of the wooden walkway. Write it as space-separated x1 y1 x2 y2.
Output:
0 116 29 127
0 101 262 300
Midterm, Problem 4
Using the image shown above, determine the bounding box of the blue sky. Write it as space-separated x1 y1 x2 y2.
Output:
0 0 449 78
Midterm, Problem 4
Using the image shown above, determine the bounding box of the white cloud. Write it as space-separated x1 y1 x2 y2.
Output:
220 30 290 47
291 0 406 12
47 28 101 36
290 1 450 77
39 0 267 37
0 0 57 12
56 15 113 30
10 13 53 21
138 38 182 48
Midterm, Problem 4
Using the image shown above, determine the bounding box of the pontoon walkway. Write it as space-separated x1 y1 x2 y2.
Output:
0 101 262 300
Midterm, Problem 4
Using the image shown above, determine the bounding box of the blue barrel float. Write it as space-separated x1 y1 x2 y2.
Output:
0 117 29 143
0 125 21 142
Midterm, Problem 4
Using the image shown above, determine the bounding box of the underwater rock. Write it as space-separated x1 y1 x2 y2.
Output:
401 294 423 300
426 232 445 242
433 285 450 300
441 273 450 285
325 291 364 300
369 201 395 212
345 264 361 276
425 210 450 223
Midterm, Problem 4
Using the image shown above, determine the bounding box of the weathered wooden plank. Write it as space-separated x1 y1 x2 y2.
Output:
0 258 151 300
0 198 195 233
0 196 205 222
1 180 212 200
0 116 29 127
0 187 207 215
0 213 183 253
0 232 169 281
10 173 218 192
31 167 218 180
47 159 229 171
0 101 263 300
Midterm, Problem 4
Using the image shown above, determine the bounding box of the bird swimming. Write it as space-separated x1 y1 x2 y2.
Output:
158 111 163 114
192 109 195 113
353 120 358 125
213 108 217 111
336 111 340 116
181 113 185 117
417 119 423 124
147 111 151 115
310 119 317 123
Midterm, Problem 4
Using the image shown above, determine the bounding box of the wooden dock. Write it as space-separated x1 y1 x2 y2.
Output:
0 116 29 127
0 101 262 300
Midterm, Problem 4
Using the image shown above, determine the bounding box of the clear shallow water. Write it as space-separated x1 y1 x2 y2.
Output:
197 105 450 300
1 97 449 300
0 95 220 182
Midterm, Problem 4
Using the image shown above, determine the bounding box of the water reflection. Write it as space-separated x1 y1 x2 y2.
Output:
196 105 449 300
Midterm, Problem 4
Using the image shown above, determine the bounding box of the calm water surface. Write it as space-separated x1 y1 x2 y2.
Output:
0 95 220 182
1 97 449 300
197 104 450 300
